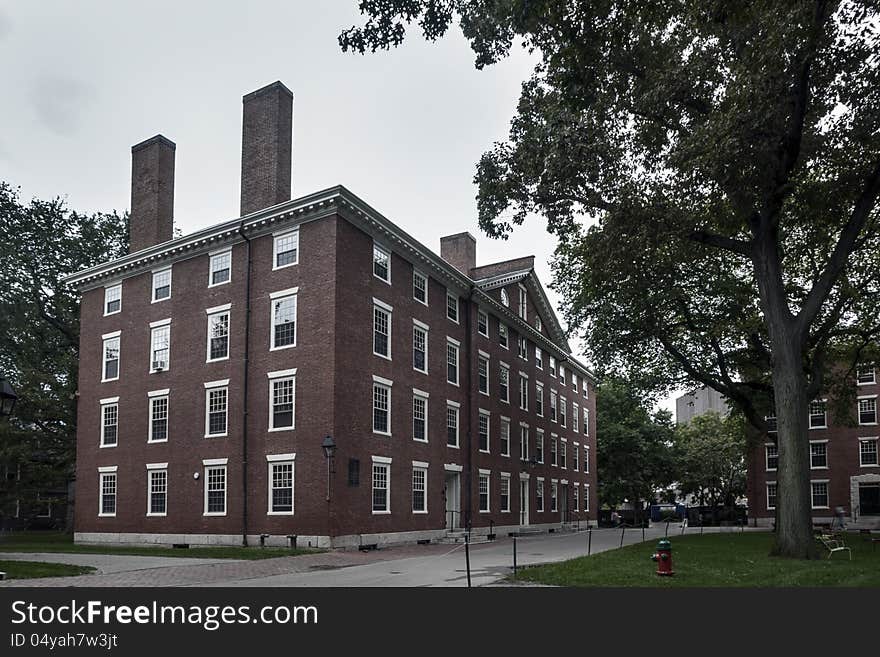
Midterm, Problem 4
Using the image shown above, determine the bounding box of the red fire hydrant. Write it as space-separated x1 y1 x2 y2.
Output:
651 538 674 576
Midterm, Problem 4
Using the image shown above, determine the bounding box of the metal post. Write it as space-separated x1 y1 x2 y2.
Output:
665 520 669 537
642 526 645 542
587 526 592 555
513 535 518 575
465 532 472 588
700 521 704 536
619 526 625 548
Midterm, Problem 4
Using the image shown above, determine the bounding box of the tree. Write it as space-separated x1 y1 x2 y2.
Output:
675 412 747 509
595 379 677 521
0 183 127 526
340 1 880 558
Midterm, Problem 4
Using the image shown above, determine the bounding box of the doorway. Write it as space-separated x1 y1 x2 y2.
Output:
859 483 880 516
560 484 569 522
519 479 529 526
445 472 461 529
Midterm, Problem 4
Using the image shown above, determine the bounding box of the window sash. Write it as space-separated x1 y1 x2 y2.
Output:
205 466 226 514
372 464 389 512
373 245 390 282
149 470 167 515
101 403 118 446
270 462 294 513
274 231 299 268
152 269 171 300
208 312 230 361
272 295 297 348
413 396 427 442
100 473 117 515
810 442 827 468
151 325 170 369
446 406 459 447
446 293 458 322
446 343 459 384
373 306 391 357
479 413 490 452
207 388 228 435
103 337 120 380
271 378 295 430
150 397 168 442
413 271 427 304
104 285 121 314
373 384 390 434
210 251 231 285
859 439 878 465
478 357 489 394
412 468 427 513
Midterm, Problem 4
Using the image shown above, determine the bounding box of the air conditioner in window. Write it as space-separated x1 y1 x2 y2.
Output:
152 361 166 371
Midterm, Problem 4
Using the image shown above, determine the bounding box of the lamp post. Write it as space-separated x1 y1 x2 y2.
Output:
321 435 336 502
0 377 18 419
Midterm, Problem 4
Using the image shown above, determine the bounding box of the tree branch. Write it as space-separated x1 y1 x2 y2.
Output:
688 229 751 256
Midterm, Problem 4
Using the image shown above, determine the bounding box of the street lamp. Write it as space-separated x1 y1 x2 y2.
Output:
321 435 336 501
0 377 18 419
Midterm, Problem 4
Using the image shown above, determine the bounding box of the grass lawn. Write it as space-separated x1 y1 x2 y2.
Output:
0 559 96 580
0 532 318 561
513 531 880 587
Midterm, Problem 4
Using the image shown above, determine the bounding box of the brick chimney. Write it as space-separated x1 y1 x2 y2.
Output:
440 232 477 276
129 135 175 253
240 81 293 216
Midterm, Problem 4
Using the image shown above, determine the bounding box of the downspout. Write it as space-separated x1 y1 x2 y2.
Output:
464 285 475 531
238 222 252 547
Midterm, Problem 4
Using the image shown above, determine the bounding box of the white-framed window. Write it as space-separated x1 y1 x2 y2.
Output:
446 292 459 323
535 346 543 370
573 443 579 471
765 413 778 432
584 445 590 473
500 474 511 512
152 267 171 302
573 484 579 512
100 398 118 447
550 390 558 422
810 440 828 469
535 316 542 332
766 482 777 510
517 335 527 360
765 443 778 471
268 370 296 431
99 468 117 517
809 400 827 429
520 425 529 461
270 289 298 350
373 300 392 359
478 354 489 395
413 320 428 374
583 407 590 435
479 411 490 453
536 429 544 463
372 457 391 513
499 323 508 349
102 333 121 382
500 417 511 456
204 462 227 515
104 283 122 315
549 355 556 377
572 373 578 392
536 478 544 512
267 455 295 515
519 375 528 410
550 481 558 512
477 310 489 337
573 403 580 433
148 391 169 443
446 339 460 385
204 380 229 437
559 363 565 380
811 480 829 509
479 471 490 512
560 397 567 428
561 439 568 469
584 485 590 512
500 288 509 307
446 402 460 447
206 307 230 362
413 269 428 305
859 438 878 466
373 377 392 435
413 390 428 442
273 229 299 269
147 465 168 516
150 321 171 372
209 249 231 286
535 383 544 417
857 367 876 385
518 284 527 320
373 243 391 283
551 435 558 466
859 396 877 425
583 378 589 398
499 364 510 403
412 463 428 513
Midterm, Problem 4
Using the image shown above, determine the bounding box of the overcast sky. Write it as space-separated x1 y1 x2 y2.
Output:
0 1 681 415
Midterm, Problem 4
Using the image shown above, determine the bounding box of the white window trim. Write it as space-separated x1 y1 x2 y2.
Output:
147 393 169 444
500 473 511 513
412 463 429 514
413 389 429 443
372 378 392 436
101 334 121 383
208 248 232 288
479 410 491 454
446 402 460 449
808 398 828 430
373 243 391 284
206 309 231 363
272 228 300 270
269 289 298 351
149 322 171 373
858 437 879 467
518 283 528 321
104 283 122 316
268 374 296 432
858 394 878 426
499 323 508 349
446 292 459 324
446 338 460 386
478 354 490 396
856 367 876 386
267 457 296 516
371 457 392 515
413 269 428 306
765 442 778 472
479 469 491 513
203 464 228 516
766 481 777 510
477 309 489 337
204 384 229 438
500 417 511 457
810 479 830 510
809 439 829 470
98 470 117 517
146 467 168 517
99 399 118 449
151 267 172 303
373 301 393 361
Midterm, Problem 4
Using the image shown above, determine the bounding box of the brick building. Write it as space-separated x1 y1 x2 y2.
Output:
64 81 598 547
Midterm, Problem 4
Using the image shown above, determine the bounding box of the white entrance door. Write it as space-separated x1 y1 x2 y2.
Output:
520 479 529 526
445 472 461 529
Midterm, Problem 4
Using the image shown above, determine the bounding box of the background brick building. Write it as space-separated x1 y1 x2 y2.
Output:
65 81 598 547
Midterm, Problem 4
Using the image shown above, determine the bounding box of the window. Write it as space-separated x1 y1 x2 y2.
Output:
549 355 556 377
348 459 360 486
447 403 459 447
500 417 510 456
446 339 459 385
148 393 168 443
499 365 510 403
413 391 428 442
150 322 171 372
809 400 827 429
501 475 511 512
584 445 590 473
373 244 390 283
583 407 590 435
152 268 171 302
520 425 529 461
810 441 828 469
559 363 565 380
536 479 544 512
583 378 589 398
271 290 297 349
499 324 508 349
500 289 509 307
412 321 428 373
478 355 489 395
584 485 590 512
535 383 544 417
413 270 428 305
100 400 118 447
573 444 579 471
561 440 567 469
536 429 544 463
268 457 294 514
560 397 567 428
446 292 459 323
765 443 778 471
859 397 877 425
535 316 542 332
519 375 528 410
104 284 121 315
860 438 878 466
550 390 558 422
372 378 391 435
550 481 558 512
204 464 227 515
209 249 231 286
373 302 392 359
572 373 578 392
273 230 299 269
479 472 490 512
204 380 229 437
269 373 296 431
477 310 488 336
517 335 527 360
766 414 778 432
148 467 167 516
857 367 876 385
412 466 427 513
811 480 829 509
535 346 543 370
99 470 116 516
551 436 558 466
372 459 390 513
573 485 579 512
102 333 120 381
766 482 777 510
206 309 230 361
479 412 490 453
518 285 527 320
573 403 579 433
